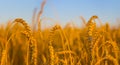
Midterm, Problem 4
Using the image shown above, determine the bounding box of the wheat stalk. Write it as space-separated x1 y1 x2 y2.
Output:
14 18 37 65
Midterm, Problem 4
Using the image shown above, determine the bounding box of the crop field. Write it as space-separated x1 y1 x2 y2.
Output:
0 0 120 65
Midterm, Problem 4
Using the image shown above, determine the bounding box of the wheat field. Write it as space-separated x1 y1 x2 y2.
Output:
0 0 120 65
0 15 120 65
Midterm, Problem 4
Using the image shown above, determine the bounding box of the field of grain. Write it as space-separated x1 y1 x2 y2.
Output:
0 15 120 65
0 0 120 65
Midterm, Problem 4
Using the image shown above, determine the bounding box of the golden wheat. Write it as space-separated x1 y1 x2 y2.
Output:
0 14 120 65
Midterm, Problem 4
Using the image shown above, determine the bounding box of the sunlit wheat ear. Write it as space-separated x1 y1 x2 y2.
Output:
13 18 31 34
48 25 61 65
14 18 37 65
86 15 98 61
87 15 98 43
87 15 98 38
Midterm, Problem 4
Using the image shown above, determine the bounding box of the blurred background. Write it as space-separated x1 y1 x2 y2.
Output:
0 0 120 28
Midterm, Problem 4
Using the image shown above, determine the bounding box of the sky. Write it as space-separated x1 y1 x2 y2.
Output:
0 0 120 27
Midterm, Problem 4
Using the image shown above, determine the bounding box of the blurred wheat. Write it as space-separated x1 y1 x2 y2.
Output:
0 0 120 65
